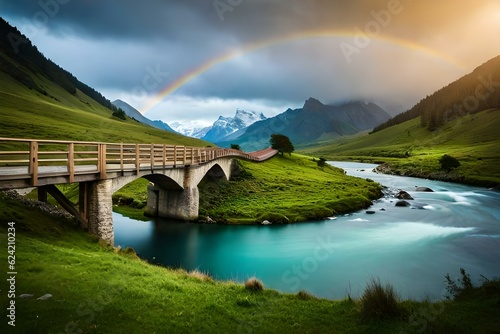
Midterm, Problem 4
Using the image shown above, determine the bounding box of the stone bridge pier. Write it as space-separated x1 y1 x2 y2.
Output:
145 159 234 221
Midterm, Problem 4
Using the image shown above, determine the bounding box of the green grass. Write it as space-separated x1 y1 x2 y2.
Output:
1 192 499 333
0 67 208 146
301 109 500 187
114 154 383 223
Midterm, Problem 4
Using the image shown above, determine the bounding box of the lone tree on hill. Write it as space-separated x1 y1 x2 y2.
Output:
270 134 294 156
439 154 461 172
230 144 241 151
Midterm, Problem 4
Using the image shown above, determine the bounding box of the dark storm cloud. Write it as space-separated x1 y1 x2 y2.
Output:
2 0 498 123
4 0 479 44
1 0 218 41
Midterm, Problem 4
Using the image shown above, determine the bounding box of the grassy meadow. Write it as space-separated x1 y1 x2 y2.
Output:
113 153 383 224
0 69 207 146
301 109 500 187
1 192 499 333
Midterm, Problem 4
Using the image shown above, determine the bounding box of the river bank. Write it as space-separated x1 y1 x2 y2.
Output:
374 162 499 188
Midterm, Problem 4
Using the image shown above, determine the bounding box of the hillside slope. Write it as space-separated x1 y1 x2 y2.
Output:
303 108 500 186
374 55 500 132
0 18 206 146
112 99 176 133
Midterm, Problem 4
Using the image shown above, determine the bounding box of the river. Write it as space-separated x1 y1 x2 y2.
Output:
113 161 500 300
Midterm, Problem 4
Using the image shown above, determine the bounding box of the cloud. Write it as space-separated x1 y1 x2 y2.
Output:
2 0 500 125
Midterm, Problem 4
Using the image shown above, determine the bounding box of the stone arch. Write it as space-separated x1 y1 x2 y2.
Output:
199 163 229 184
142 174 183 190
189 158 233 187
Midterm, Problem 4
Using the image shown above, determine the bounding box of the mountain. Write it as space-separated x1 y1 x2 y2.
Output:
111 99 175 132
0 18 207 146
202 109 267 142
302 56 500 187
171 109 267 141
170 122 211 139
373 55 500 132
219 98 391 151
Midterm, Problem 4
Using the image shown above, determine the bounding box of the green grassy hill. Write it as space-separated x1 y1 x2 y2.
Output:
302 108 500 187
2 192 499 333
0 18 206 146
0 69 207 146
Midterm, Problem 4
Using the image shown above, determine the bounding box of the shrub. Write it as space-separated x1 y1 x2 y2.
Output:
244 277 264 292
359 278 400 320
112 109 127 120
439 154 461 172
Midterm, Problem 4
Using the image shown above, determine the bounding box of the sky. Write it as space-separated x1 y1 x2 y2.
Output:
2 0 500 127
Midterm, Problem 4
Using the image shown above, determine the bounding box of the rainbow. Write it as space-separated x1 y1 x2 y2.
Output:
141 29 465 114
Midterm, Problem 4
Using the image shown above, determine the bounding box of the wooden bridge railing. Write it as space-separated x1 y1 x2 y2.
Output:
0 137 273 187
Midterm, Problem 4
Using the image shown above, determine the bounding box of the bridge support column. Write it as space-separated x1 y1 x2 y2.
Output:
146 184 199 221
86 180 114 244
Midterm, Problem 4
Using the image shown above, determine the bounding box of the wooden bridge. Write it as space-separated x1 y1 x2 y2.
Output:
0 137 278 243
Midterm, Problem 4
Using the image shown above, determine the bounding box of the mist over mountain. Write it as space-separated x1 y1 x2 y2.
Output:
218 98 391 151
111 99 175 132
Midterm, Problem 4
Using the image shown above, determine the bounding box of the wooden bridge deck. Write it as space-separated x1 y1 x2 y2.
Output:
0 137 278 189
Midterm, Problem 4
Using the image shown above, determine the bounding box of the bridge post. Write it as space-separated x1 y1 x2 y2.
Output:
146 184 199 221
86 179 114 244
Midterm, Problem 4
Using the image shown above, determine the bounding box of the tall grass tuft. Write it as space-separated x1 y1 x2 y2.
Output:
188 269 214 282
244 277 264 292
359 278 400 320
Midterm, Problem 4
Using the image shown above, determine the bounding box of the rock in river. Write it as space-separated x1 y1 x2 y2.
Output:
396 190 414 200
415 186 434 192
395 200 411 207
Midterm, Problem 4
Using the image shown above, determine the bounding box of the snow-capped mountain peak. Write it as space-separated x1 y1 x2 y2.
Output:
171 109 267 141
170 121 211 139
202 109 267 142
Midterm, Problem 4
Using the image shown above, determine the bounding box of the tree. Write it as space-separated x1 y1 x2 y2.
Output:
112 109 127 120
439 154 461 172
270 134 294 156
316 157 327 168
230 144 241 151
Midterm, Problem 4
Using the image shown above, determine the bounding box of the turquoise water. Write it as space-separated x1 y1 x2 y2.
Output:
114 162 500 300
